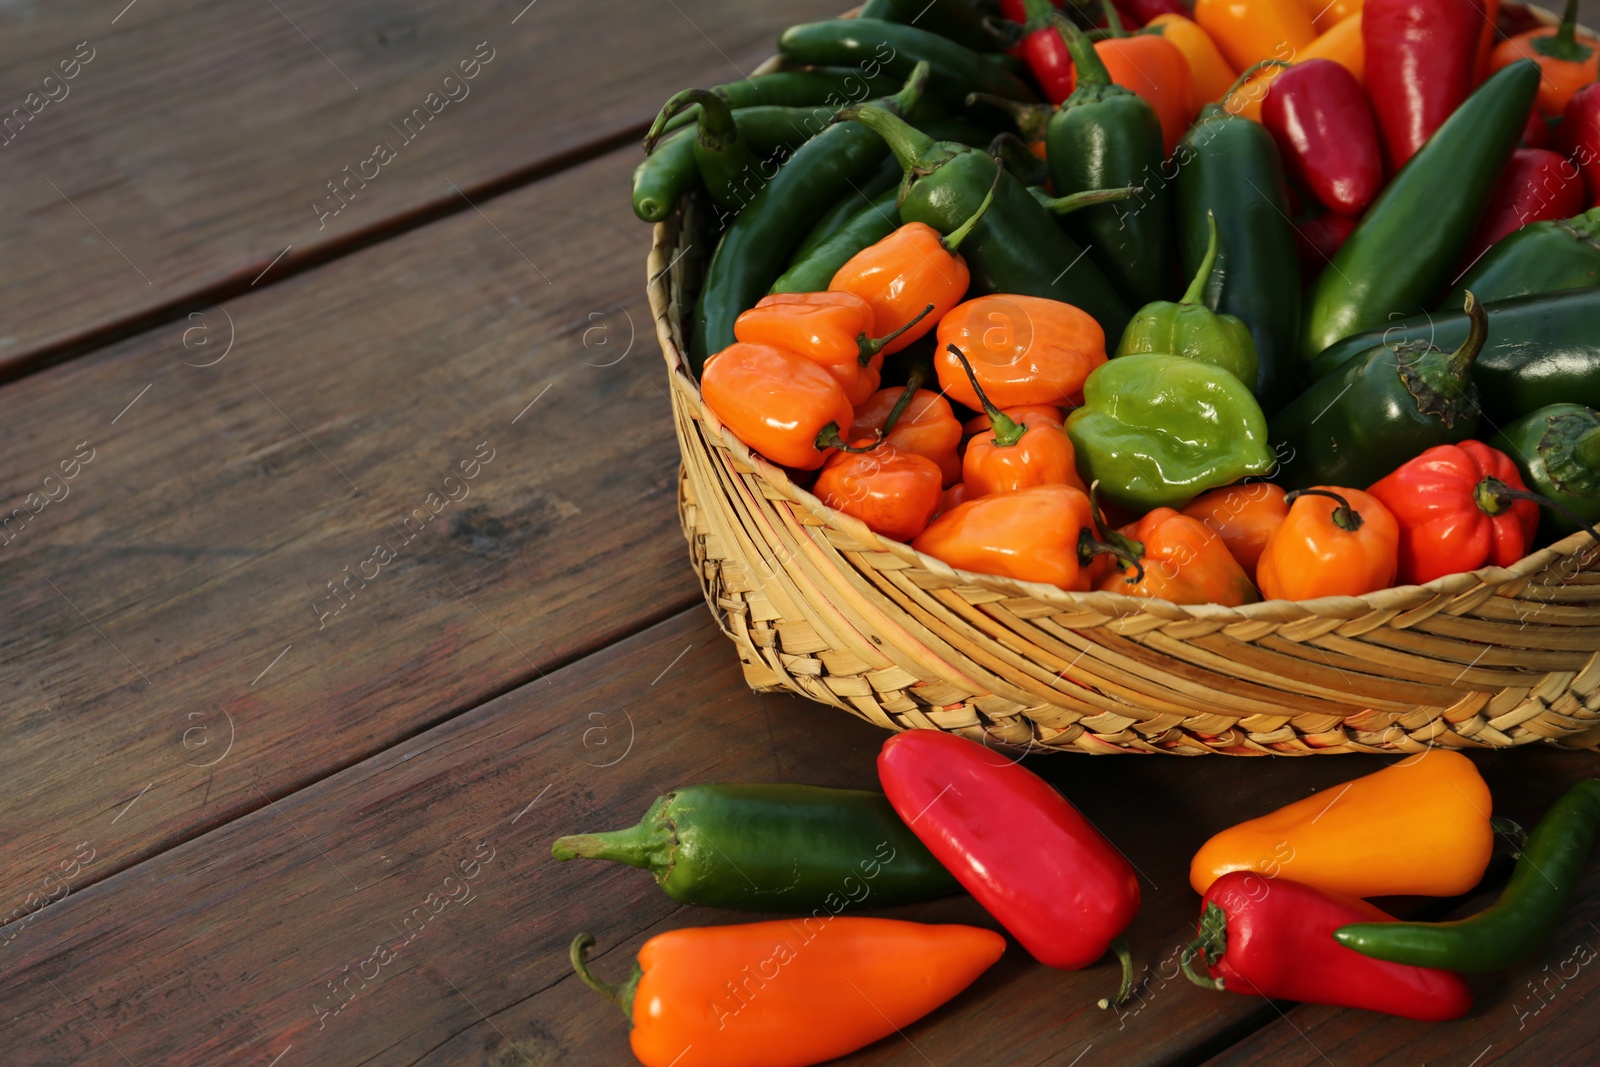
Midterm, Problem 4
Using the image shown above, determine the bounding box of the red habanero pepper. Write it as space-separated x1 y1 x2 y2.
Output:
1182 872 1474 1021
1558 84 1600 205
1366 441 1540 585
1458 148 1587 270
735 292 934 406
1020 0 1077 104
701 343 855 470
816 440 944 543
1362 0 1485 169
949 344 1087 498
879 730 1141 995
1295 211 1360 274
1262 59 1384 215
849 367 965 487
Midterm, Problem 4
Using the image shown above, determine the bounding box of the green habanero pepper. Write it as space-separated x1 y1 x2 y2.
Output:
1335 779 1600 973
1443 206 1600 308
645 90 760 212
1114 211 1259 386
1490 405 1600 538
1300 60 1541 359
550 784 960 911
1065 353 1275 511
1272 292 1487 491
779 19 1036 104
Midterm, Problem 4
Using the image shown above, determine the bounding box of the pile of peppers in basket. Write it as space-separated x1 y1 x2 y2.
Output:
635 0 1600 604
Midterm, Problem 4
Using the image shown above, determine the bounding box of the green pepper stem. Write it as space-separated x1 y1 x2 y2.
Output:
1534 0 1593 62
551 825 657 868
1050 12 1112 88
1476 477 1600 546
1034 185 1144 216
1077 526 1147 584
645 88 735 155
817 421 885 453
1099 0 1126 37
838 101 935 173
965 92 1054 142
1085 481 1148 583
1222 59 1292 105
1284 488 1364 532
1179 940 1225 991
1022 0 1056 30
1181 211 1221 306
571 934 642 1019
860 304 936 363
1446 290 1488 379
1491 815 1529 853
1097 935 1137 1009
946 343 1026 446
1180 901 1229 991
943 166 1003 254
880 362 930 438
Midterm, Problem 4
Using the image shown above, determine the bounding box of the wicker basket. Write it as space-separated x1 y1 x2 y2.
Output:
649 28 1600 755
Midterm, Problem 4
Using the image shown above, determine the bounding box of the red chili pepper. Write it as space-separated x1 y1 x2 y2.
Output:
1362 0 1486 169
1119 0 1186 24
1020 0 1077 103
1182 873 1474 1020
1294 211 1360 275
1262 59 1384 215
1557 83 1600 206
1521 103 1551 148
878 730 1140 993
1459 147 1588 270
1366 440 1540 585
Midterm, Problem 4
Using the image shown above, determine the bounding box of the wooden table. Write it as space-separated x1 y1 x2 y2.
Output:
5 2 1600 1064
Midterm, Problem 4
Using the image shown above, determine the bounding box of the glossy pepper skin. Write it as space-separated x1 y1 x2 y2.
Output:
651 69 902 140
1096 506 1259 605
1559 84 1600 205
646 89 760 212
701 343 855 470
879 731 1141 972
935 294 1107 409
1362 0 1484 169
1068 353 1276 511
1179 483 1287 581
1488 0 1599 118
913 484 1101 589
774 186 902 295
858 0 1020 52
1045 16 1176 308
1143 14 1238 113
1183 874 1474 1021
1367 441 1540 585
850 382 964 487
817 441 944 542
572 920 1004 1067
1018 0 1076 103
948 344 1087 498
1114 211 1259 385
1490 405 1600 537
1262 59 1383 215
1256 487 1399 599
1092 21 1195 154
778 20 1037 104
1445 206 1600 308
1193 0 1315 73
1337 778 1600 973
1458 148 1587 270
551 784 961 910
734 291 910 406
1191 750 1495 897
1300 60 1540 359
1223 13 1366 124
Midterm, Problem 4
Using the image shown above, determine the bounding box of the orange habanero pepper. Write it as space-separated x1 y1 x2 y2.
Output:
934 482 971 520
935 294 1107 409
948 343 1087 498
816 439 944 543
571 920 1005 1067
963 404 1065 437
735 291 933 406
1225 14 1364 122
1489 0 1600 117
1095 500 1260 606
1256 486 1399 599
849 365 965 486
701 342 854 471
1196 0 1318 73
914 484 1104 589
1145 13 1240 112
1180 483 1289 582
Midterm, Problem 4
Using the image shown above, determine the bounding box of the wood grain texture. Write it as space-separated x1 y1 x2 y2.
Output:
0 0 839 371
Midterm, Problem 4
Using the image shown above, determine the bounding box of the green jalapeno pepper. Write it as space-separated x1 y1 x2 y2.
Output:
1490 405 1600 538
858 0 1019 52
772 186 902 294
1443 207 1600 308
656 68 902 137
551 784 960 911
779 19 1037 104
645 90 760 212
790 156 905 264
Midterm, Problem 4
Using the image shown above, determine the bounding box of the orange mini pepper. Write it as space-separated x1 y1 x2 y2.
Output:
1256 486 1399 600
935 294 1107 409
1091 9 1196 154
849 369 964 487
1179 483 1289 582
1190 749 1494 898
816 440 944 543
1144 13 1240 111
1094 500 1260 606
1307 0 1361 33
701 342 854 471
1225 13 1364 122
947 344 1087 499
572 920 1005 1067
914 483 1107 589
1489 0 1599 117
1195 0 1318 73
735 291 932 406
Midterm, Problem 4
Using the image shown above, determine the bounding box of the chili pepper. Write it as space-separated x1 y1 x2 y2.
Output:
701 343 855 470
1191 749 1494 896
1143 14 1239 113
1120 0 1188 23
572 920 1004 1067
1490 405 1600 538
1089 13 1195 153
935 294 1107 408
1222 13 1366 125
1256 487 1400 598
1114 212 1260 386
1045 15 1176 307
1490 0 1599 117
1367 442 1541 584
913 483 1115 588
1558 84 1600 205
645 90 763 212
688 69 934 372
1363 0 1485 169
1067 353 1276 510
1277 294 1486 491
946 343 1088 497
964 404 1066 436
774 188 902 295
1309 0 1362 32
733 292 932 406
1179 483 1288 581
1093 494 1260 605
1017 0 1078 103
1336 778 1600 973
1182 874 1474 1021
817 440 945 541
1299 60 1539 360
552 784 961 909
1262 60 1382 216
1174 63 1303 409
992 132 1054 187
1193 0 1316 73
1295 210 1359 273
778 20 1037 104
789 158 904 266
860 0 1021 51
654 69 903 138
1446 205 1600 308
1520 102 1551 148
1459 148 1588 272
878 730 1141 984
850 368 966 486
844 102 1134 338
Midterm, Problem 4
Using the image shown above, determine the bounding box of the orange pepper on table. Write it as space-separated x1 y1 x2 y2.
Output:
1489 0 1600 117
914 484 1106 589
934 294 1107 410
849 372 964 487
1195 0 1318 73
1094 502 1261 606
816 439 944 543
572 920 1005 1067
1144 13 1240 112
1224 12 1364 122
946 343 1087 498
1255 486 1399 599
1179 483 1289 582
1095 32 1196 153
700 342 854 471
734 291 933 406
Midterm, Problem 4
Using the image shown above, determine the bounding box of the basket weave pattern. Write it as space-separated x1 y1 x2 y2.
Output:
649 137 1600 757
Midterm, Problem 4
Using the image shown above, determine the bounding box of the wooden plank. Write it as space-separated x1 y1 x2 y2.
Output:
0 146 705 916
0 0 840 371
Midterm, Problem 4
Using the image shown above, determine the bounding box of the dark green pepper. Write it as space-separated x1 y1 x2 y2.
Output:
1065 353 1276 511
1300 60 1541 359
778 19 1037 104
1443 206 1600 308
1114 211 1259 386
789 156 904 264
1490 405 1600 539
772 186 901 294
1272 293 1487 491
550 784 960 911
858 0 1019 52
1305 288 1600 425
992 131 1052 188
1335 779 1600 973
656 68 902 137
644 90 759 212
1045 13 1174 308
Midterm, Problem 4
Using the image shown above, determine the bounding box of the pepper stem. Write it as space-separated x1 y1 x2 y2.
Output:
551 825 654 868
1180 902 1229 991
943 166 1003 254
1447 291 1488 379
1534 0 1593 62
946 343 1026 447
1085 481 1148 583
1033 185 1144 216
571 934 642 1019
838 64 936 171
880 361 930 438
1099 0 1126 37
1022 0 1056 30
1050 12 1112 88
1179 939 1226 991
1475 477 1600 546
1181 211 1221 306
644 88 735 155
817 421 885 453
1222 59 1292 105
859 303 937 364
1097 935 1137 1009
1491 815 1529 853
964 92 1054 142
1285 488 1364 532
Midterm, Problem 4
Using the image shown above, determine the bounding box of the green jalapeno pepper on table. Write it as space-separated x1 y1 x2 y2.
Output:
1490 405 1600 538
644 90 760 212
779 19 1037 104
1443 207 1600 308
655 68 902 138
